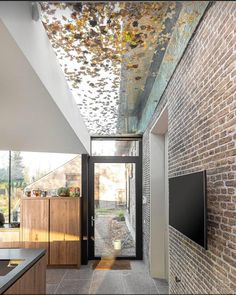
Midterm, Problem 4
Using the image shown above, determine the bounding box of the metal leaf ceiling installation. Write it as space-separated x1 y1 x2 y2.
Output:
41 1 208 136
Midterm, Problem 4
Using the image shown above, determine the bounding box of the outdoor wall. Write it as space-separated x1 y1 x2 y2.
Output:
129 172 136 232
143 2 236 294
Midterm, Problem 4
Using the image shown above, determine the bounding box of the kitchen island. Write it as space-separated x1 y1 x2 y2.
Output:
0 248 46 294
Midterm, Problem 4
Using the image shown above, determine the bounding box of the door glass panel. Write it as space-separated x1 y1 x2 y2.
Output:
92 140 139 156
94 163 136 257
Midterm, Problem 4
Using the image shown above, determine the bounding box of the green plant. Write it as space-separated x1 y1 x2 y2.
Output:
118 211 125 221
118 212 124 219
69 187 80 197
57 187 70 197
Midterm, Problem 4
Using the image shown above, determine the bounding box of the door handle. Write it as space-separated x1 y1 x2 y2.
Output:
35 234 38 241
91 216 95 227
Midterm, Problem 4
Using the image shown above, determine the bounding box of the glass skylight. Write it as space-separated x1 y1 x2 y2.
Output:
41 2 206 135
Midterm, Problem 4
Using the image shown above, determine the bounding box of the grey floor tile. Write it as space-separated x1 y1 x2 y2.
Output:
46 269 67 284
130 260 149 273
80 262 93 270
46 284 58 294
56 279 91 294
47 262 165 294
90 271 124 294
93 269 123 277
64 269 94 280
122 272 158 294
153 278 169 294
153 278 168 287
156 285 169 294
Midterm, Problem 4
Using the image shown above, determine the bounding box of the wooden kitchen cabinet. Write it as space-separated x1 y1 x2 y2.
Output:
3 254 46 295
20 197 80 267
21 199 49 263
49 198 80 266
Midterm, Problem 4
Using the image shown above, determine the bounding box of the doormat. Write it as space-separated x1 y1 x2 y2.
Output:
92 259 131 270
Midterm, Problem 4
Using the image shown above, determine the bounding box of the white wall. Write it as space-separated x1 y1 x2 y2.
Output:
164 132 169 280
0 1 90 154
150 133 166 278
149 106 168 279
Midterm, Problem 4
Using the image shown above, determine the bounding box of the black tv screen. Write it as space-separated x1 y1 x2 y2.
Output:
169 171 207 249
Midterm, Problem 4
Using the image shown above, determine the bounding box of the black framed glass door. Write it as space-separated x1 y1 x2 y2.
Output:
88 139 142 260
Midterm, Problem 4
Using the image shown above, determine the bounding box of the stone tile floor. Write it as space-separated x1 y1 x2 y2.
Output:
46 261 169 294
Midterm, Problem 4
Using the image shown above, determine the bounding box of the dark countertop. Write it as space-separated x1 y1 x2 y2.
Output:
0 248 46 294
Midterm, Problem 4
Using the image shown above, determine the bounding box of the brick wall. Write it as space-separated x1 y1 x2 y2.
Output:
143 2 236 293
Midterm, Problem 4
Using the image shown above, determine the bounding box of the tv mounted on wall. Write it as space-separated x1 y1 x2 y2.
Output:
169 170 207 249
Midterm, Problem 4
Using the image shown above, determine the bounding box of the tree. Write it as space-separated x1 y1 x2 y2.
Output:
11 152 24 182
0 168 8 183
23 166 30 185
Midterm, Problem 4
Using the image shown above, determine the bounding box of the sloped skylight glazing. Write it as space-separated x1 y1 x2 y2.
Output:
41 2 208 135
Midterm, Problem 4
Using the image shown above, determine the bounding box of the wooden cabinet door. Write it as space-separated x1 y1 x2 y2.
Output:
21 199 49 262
49 198 80 266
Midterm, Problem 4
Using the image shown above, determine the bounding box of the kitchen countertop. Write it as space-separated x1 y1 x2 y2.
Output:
0 248 46 294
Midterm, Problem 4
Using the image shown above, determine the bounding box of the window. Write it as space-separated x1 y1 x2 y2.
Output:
0 151 9 223
0 150 81 224
91 139 140 156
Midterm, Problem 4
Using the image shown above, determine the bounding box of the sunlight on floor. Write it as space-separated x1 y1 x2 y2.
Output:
46 260 169 294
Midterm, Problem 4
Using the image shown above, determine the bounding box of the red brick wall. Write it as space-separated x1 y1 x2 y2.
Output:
143 2 236 293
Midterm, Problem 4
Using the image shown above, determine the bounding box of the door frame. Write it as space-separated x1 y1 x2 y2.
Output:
87 139 142 260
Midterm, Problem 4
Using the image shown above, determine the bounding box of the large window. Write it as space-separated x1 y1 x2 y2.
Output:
0 150 81 224
91 138 140 156
0 151 9 223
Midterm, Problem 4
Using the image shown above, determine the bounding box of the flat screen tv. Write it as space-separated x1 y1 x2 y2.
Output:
169 170 207 249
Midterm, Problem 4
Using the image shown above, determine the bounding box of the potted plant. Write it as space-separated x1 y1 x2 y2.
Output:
69 187 80 197
32 189 41 197
57 187 70 197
